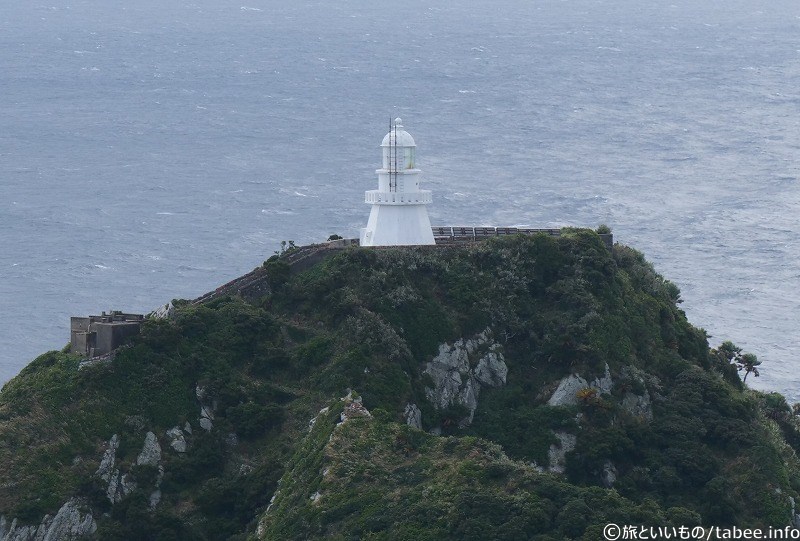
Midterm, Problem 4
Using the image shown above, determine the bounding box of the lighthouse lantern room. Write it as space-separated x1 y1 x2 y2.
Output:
360 118 435 246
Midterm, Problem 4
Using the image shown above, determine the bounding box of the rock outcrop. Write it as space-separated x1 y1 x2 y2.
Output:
601 460 618 488
547 431 576 474
404 403 422 429
790 496 800 528
95 434 119 483
423 329 507 427
621 390 653 421
547 375 590 407
339 394 371 425
547 363 613 406
136 432 162 466
197 385 215 431
149 302 175 320
136 433 165 510
0 499 96 541
618 366 655 421
166 427 187 453
95 434 134 503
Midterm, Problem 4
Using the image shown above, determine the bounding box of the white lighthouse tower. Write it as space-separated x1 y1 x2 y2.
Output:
360 118 435 247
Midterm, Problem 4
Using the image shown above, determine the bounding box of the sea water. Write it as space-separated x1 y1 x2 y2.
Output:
1 0 798 399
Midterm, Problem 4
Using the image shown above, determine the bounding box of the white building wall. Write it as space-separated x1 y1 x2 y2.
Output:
360 119 435 247
360 204 435 246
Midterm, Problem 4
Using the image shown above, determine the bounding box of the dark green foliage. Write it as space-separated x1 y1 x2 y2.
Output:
1 231 797 539
293 335 333 375
193 460 282 539
97 496 202 541
226 401 284 439
466 389 576 464
161 431 227 492
263 258 291 289
260 414 695 540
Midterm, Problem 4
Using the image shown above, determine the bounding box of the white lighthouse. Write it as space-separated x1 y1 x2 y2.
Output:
360 118 435 247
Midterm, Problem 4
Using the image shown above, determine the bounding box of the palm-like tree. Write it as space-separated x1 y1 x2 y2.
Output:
738 353 761 383
711 341 762 384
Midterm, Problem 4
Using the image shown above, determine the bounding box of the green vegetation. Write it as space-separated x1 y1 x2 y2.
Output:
260 406 704 541
0 230 798 540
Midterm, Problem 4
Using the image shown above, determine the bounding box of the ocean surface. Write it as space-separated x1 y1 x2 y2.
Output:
1 0 798 399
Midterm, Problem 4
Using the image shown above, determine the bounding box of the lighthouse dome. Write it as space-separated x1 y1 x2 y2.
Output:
381 118 416 147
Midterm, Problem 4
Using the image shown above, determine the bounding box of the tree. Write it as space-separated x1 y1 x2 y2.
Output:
739 353 761 383
710 341 761 384
712 341 741 365
274 240 297 256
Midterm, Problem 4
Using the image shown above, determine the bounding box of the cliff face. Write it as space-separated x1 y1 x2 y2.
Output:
2 230 800 540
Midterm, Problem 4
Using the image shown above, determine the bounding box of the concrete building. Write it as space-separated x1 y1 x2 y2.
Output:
70 311 144 358
360 118 435 246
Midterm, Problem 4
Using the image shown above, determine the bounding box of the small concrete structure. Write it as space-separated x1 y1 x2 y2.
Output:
360 118 435 247
70 311 144 358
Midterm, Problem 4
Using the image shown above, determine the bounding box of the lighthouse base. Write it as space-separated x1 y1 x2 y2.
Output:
360 204 435 247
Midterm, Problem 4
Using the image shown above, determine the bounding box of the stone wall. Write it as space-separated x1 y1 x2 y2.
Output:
191 227 612 306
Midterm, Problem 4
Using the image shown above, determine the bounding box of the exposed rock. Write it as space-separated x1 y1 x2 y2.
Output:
200 405 214 431
264 491 279 516
548 364 613 406
184 421 193 434
457 377 479 426
622 391 653 421
95 434 134 503
156 465 164 486
339 397 371 425
790 496 800 528
149 490 162 511
425 343 470 410
95 434 119 482
226 433 239 447
98 432 160 505
423 328 507 427
107 472 136 504
338 392 367 423
310 491 322 504
404 403 422 429
136 432 162 466
43 498 97 541
166 427 187 453
615 366 655 421
473 349 508 387
547 431 576 474
0 499 96 541
308 406 330 431
150 302 175 320
200 405 214 420
592 363 613 395
601 461 618 488
0 518 35 541
547 375 590 407
195 384 207 401
528 462 545 473
105 471 121 503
